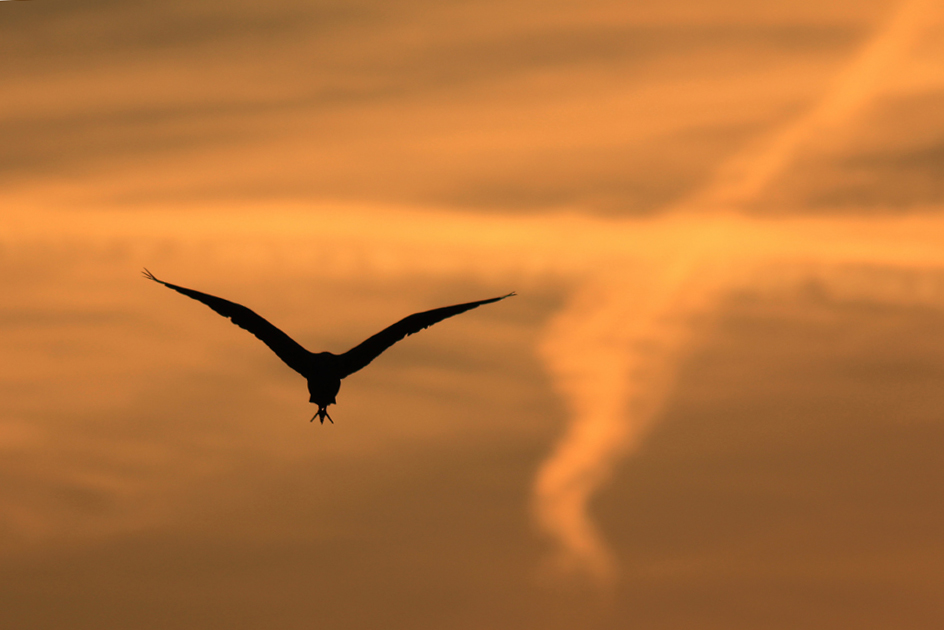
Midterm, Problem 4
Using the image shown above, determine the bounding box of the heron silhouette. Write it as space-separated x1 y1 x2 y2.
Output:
143 269 514 423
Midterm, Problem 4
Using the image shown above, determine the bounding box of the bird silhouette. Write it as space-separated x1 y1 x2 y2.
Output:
143 269 514 423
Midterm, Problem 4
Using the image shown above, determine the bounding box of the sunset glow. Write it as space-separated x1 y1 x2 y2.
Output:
4 0 944 627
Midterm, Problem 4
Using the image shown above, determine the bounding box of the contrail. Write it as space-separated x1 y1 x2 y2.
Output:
694 0 937 211
535 262 720 581
532 0 940 583
3 0 944 567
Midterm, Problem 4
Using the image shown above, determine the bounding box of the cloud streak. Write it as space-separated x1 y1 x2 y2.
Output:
535 262 720 581
531 0 942 582
1 0 943 586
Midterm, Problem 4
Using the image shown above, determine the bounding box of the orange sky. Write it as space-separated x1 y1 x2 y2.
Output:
3 0 944 628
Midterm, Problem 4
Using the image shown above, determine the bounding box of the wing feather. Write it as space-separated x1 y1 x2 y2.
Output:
143 269 310 376
337 293 515 378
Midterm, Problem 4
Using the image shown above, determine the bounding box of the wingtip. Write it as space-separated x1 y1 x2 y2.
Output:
504 291 517 299
141 268 159 282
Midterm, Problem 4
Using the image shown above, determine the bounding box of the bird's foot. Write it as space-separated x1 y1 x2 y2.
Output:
311 407 333 424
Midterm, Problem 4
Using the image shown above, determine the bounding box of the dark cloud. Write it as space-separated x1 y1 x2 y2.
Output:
4 288 944 629
756 90 944 212
595 292 944 628
0 0 869 213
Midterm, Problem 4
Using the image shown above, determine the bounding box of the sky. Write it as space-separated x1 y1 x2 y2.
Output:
3 0 944 628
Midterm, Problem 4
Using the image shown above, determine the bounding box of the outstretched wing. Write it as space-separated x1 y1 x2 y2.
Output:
143 269 310 376
337 292 515 378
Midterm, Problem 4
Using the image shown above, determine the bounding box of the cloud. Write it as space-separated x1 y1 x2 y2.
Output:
531 0 943 582
0 0 875 213
3 0 944 586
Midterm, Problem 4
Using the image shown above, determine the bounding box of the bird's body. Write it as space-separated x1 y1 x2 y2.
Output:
304 353 342 420
143 270 514 423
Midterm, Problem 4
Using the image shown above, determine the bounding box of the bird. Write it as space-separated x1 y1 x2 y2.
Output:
143 269 515 423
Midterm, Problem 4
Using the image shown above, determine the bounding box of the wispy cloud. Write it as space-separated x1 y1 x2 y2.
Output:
532 0 942 583
1 0 943 587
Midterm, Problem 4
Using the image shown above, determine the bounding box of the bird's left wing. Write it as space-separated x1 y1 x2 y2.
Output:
336 293 515 378
143 269 310 376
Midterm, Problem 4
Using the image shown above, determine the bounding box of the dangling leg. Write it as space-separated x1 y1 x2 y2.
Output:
310 404 334 424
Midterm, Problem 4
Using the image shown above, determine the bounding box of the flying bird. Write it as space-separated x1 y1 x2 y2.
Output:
143 269 514 423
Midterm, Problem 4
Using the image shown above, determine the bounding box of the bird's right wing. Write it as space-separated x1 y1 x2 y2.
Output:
143 269 310 376
336 293 515 378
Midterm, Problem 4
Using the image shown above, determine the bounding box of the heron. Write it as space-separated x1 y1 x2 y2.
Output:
143 269 514 423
